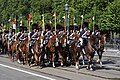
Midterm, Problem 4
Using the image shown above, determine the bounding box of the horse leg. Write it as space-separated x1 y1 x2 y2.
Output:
52 53 55 68
89 57 93 71
10 51 13 62
87 56 91 70
76 52 80 70
58 51 64 67
25 51 28 65
81 51 85 65
21 52 25 65
16 51 21 64
34 52 39 66
87 53 94 71
99 51 103 66
11 50 14 62
81 48 86 65
97 50 103 66
61 55 64 67
72 52 78 69
38 54 43 69
28 53 33 68
86 54 90 70
18 47 24 64
82 55 85 65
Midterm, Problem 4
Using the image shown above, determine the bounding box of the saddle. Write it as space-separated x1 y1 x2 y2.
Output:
10 40 14 46
43 36 50 45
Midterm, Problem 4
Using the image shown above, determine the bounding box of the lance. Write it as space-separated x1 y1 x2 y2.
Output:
28 13 32 32
28 13 31 58
13 18 17 40
62 16 66 31
52 12 56 35
73 15 76 32
54 13 56 34
92 16 95 31
42 14 45 31
80 15 83 31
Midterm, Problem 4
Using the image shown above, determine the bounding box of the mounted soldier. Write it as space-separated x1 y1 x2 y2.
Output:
17 25 28 64
74 25 80 34
43 23 52 45
57 24 65 38
1 29 11 54
31 23 39 40
68 25 74 45
18 26 28 44
79 22 91 54
9 32 17 46
17 25 28 55
29 23 39 49
91 24 101 51
80 22 90 43
92 24 101 38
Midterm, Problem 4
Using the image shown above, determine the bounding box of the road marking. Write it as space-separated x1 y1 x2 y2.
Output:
0 63 56 80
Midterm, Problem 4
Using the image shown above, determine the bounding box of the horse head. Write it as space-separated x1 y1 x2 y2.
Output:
98 33 106 50
58 32 67 47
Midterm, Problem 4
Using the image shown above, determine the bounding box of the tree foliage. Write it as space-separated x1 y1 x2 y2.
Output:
0 0 119 31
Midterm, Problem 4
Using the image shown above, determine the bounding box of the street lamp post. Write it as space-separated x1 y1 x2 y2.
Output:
65 2 69 32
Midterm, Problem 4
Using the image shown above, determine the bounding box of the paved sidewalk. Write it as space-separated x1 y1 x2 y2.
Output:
100 48 120 70
103 48 120 57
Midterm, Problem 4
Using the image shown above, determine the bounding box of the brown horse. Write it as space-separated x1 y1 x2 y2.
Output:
56 32 69 67
45 33 57 68
28 32 45 68
96 34 106 65
37 34 45 68
2 37 8 55
1 33 9 55
18 38 29 65
9 38 19 62
84 34 99 70
69 33 81 69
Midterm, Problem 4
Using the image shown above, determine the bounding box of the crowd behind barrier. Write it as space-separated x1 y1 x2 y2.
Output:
106 37 120 50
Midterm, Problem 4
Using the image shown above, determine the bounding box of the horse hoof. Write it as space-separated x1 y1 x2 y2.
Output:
83 62 85 65
17 59 21 64
52 63 55 68
76 64 79 70
97 59 100 63
76 67 79 70
61 63 64 67
39 66 43 69
61 65 63 67
86 67 89 70
30 66 31 68
52 64 56 68
100 61 103 65
29 65 31 68
53 66 56 68
90 68 94 71
100 64 103 67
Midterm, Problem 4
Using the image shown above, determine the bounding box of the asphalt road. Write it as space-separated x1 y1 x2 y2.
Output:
0 50 120 80
0 65 50 80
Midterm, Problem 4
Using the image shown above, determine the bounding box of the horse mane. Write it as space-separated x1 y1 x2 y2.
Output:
100 33 106 44
46 34 56 48
89 34 98 44
86 40 93 52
